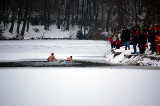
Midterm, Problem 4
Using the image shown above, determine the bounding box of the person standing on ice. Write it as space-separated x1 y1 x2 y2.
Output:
106 35 114 49
155 25 160 55
47 53 57 62
148 25 156 54
115 37 121 49
138 29 147 54
131 25 140 54
121 26 131 50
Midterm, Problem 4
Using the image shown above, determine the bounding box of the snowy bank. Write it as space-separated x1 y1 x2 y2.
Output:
1 24 79 40
105 47 160 67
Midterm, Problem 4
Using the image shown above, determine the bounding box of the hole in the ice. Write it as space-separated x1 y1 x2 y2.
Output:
0 60 109 67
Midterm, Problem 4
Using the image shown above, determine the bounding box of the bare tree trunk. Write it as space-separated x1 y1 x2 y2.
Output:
57 8 61 29
9 10 16 33
16 8 22 34
101 3 105 30
26 0 32 32
75 0 79 24
134 0 138 25
21 8 28 38
1 0 10 30
56 0 61 29
26 12 30 32
44 0 50 30
21 0 30 38
64 0 70 30
106 7 112 32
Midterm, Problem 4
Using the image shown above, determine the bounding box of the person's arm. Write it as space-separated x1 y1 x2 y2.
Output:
47 56 50 61
53 56 57 61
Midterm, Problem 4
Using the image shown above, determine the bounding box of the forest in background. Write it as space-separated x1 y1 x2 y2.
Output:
0 0 160 39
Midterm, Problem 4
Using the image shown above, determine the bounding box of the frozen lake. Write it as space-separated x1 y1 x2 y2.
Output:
0 40 110 62
0 67 160 106
0 40 160 106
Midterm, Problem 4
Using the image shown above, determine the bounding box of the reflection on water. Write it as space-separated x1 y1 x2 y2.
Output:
0 67 160 106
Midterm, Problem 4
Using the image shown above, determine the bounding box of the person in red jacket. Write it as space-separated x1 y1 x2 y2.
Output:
106 36 113 48
155 31 160 55
131 26 140 54
115 38 121 49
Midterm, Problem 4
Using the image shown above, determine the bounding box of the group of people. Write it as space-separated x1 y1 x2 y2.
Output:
47 53 73 62
107 24 160 55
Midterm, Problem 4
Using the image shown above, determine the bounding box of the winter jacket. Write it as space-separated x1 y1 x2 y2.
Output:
138 32 147 45
132 30 140 44
155 32 160 54
106 37 113 44
155 33 160 46
121 29 131 42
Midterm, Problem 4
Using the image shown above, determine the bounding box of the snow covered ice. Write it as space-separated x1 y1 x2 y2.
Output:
0 40 109 61
0 40 160 106
1 0 160 105
0 67 160 106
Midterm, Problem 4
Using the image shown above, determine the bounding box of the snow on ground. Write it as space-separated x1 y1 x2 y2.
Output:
0 67 160 106
105 46 160 67
105 47 135 64
1 24 79 39
0 40 110 62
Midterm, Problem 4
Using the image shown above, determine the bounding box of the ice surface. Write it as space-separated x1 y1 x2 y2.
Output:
0 40 160 106
0 40 110 62
0 67 160 106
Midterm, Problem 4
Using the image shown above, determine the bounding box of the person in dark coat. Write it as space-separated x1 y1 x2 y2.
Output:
77 30 84 40
155 31 160 55
148 25 156 54
138 29 147 54
131 26 140 54
121 27 131 50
